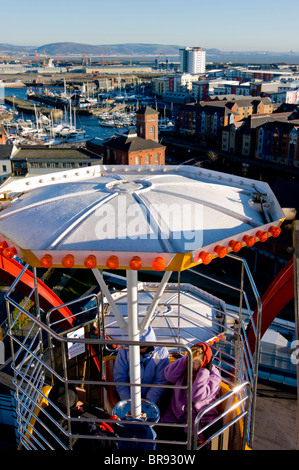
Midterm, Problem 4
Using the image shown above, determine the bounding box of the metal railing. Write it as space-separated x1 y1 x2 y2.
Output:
4 257 261 450
193 381 250 450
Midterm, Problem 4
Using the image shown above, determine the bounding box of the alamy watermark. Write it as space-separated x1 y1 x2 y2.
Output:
94 195 203 251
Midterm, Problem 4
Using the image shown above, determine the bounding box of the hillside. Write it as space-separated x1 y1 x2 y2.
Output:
35 42 183 57
1 42 299 64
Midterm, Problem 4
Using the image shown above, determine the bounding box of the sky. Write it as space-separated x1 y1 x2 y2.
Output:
1 0 299 52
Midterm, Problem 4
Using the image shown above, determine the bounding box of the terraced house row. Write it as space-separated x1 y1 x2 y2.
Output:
172 98 299 167
222 106 299 166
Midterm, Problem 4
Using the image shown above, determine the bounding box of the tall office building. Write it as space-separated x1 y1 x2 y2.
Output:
179 47 206 74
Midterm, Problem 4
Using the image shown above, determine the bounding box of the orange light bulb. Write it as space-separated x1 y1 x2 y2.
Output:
152 256 165 271
84 255 97 269
129 256 142 270
106 255 119 269
256 230 268 242
3 246 17 259
40 254 53 268
268 226 281 238
0 241 8 254
229 240 242 252
243 235 256 247
62 254 74 268
214 245 228 258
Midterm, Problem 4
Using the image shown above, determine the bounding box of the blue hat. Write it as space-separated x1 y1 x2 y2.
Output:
139 326 156 343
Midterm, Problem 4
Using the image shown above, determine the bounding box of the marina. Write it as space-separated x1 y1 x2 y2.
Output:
1 88 97 146
1 87 153 145
1 87 172 147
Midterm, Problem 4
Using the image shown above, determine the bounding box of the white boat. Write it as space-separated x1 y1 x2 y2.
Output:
98 110 136 128
16 118 34 128
99 119 117 127
64 129 88 142
42 136 63 146
58 125 75 136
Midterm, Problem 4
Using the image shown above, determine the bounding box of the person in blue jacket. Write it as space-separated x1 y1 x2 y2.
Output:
113 326 169 405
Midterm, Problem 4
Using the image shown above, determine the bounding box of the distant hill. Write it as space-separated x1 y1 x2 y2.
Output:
0 43 33 54
1 42 299 64
36 43 299 64
35 42 183 57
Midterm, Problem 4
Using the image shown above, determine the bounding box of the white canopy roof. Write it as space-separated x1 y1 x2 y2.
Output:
0 164 285 271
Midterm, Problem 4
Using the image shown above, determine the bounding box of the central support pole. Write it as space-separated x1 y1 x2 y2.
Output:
126 270 141 419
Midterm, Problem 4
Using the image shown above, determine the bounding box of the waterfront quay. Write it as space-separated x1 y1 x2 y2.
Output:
4 96 63 118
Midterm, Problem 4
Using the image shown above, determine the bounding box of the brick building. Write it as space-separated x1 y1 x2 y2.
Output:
173 97 273 146
103 106 166 165
222 111 299 167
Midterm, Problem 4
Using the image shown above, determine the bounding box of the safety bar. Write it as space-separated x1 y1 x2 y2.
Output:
193 381 250 450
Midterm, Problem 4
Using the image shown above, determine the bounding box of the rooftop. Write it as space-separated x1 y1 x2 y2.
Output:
136 105 159 116
11 146 100 161
0 144 13 159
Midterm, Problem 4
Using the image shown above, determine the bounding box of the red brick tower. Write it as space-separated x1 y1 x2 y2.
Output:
136 106 159 142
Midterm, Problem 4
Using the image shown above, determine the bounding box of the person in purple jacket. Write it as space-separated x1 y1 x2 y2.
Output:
161 342 221 442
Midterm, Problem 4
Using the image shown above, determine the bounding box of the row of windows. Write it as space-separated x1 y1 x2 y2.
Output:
135 154 160 165
138 126 155 134
27 161 90 168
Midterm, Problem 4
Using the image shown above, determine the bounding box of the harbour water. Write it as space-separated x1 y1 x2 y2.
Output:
2 86 124 143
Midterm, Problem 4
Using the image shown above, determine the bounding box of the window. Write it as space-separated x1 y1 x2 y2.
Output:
2 165 7 172
145 155 149 164
135 156 140 165
150 126 153 134
155 154 159 163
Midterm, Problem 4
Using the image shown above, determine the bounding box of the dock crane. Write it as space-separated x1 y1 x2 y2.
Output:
43 50 52 67
82 50 88 66
155 53 169 70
